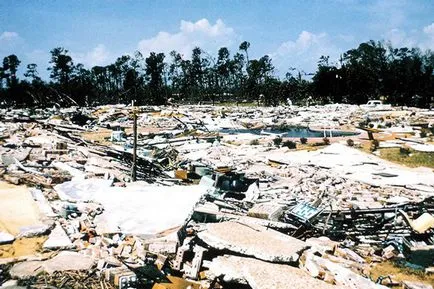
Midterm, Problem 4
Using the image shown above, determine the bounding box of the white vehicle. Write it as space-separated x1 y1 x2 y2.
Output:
360 100 392 111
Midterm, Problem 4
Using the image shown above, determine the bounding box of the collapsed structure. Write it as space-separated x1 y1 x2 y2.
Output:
0 104 433 289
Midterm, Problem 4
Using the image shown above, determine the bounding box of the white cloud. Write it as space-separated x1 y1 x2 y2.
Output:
383 22 434 50
422 22 434 50
385 28 417 48
271 31 339 75
137 18 236 57
423 23 434 36
72 44 111 67
0 31 23 57
0 31 19 42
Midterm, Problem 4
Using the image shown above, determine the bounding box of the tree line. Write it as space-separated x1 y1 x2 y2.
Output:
0 40 433 108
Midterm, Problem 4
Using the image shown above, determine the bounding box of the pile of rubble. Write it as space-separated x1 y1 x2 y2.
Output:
0 104 433 289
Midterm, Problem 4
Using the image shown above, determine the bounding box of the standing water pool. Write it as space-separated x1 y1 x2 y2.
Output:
219 127 359 138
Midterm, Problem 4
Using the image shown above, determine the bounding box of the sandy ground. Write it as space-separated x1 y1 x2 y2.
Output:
0 237 47 258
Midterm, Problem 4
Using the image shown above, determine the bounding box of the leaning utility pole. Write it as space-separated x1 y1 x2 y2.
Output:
131 100 137 181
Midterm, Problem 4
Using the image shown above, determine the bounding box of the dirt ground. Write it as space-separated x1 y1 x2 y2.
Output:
370 261 434 286
0 237 47 258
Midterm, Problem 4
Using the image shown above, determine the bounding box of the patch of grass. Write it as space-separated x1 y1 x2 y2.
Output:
379 147 434 168
370 261 434 285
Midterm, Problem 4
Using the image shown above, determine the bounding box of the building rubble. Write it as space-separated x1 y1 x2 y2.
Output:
0 104 433 289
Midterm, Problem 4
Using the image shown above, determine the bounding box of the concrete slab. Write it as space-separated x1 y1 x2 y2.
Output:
306 252 388 289
0 182 47 237
56 179 207 235
266 143 434 189
43 224 74 250
247 202 286 221
9 251 95 278
208 255 345 289
0 232 15 245
197 221 307 263
44 251 94 274
9 261 44 279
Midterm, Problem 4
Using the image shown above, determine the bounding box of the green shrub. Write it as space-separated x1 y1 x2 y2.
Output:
400 147 410 155
369 123 375 128
347 139 354 147
300 137 308 144
283 140 297 149
358 120 367 127
273 136 282 147
250 139 260 145
323 137 330 145
420 130 427 138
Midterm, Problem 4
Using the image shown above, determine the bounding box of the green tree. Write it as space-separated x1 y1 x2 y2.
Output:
216 47 231 100
24 63 41 84
239 41 250 69
341 40 387 104
312 55 342 103
48 47 74 86
145 52 166 104
3 54 21 87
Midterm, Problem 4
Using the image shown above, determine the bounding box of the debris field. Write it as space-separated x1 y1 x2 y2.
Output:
0 103 434 289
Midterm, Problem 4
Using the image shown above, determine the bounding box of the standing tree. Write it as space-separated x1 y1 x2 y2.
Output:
24 63 41 84
190 47 208 102
48 47 74 87
145 52 166 105
216 47 231 101
3 54 21 88
239 41 251 68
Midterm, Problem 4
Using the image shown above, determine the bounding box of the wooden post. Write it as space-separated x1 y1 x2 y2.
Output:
131 101 137 181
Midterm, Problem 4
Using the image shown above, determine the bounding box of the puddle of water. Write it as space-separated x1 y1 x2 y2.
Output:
219 127 359 138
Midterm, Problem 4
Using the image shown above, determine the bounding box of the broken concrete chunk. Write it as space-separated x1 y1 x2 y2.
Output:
54 178 113 202
43 224 74 250
306 236 339 254
44 251 95 274
304 252 388 289
197 221 308 263
9 251 95 278
0 231 15 244
9 261 44 279
208 255 345 289
0 279 22 289
382 245 398 260
148 241 178 255
247 201 286 221
17 224 50 238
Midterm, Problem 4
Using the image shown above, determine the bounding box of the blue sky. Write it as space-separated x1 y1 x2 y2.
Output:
1 0 433 79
